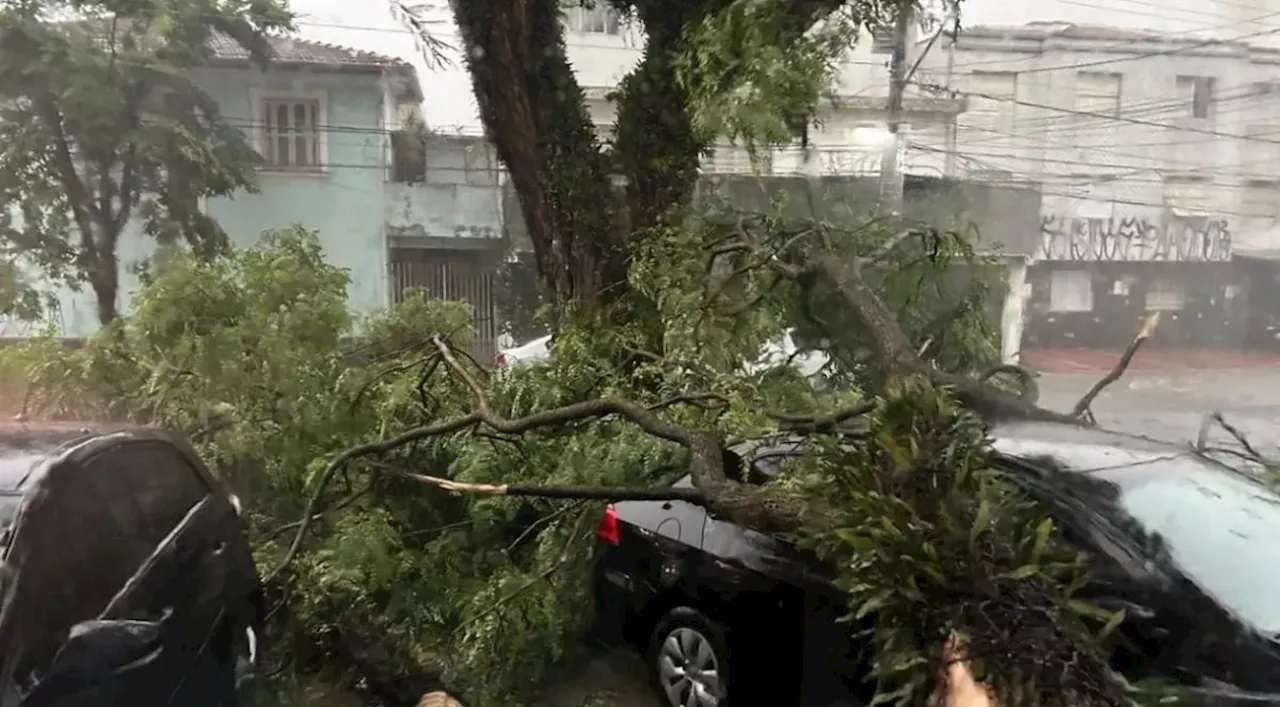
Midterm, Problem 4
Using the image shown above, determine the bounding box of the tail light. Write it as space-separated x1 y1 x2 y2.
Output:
493 353 508 368
596 504 620 545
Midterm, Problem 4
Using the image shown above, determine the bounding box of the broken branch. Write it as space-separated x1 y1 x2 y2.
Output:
1071 312 1160 419
397 471 708 504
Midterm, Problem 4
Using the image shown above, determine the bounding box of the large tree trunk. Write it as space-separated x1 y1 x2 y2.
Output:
89 243 119 324
611 9 706 234
449 0 626 312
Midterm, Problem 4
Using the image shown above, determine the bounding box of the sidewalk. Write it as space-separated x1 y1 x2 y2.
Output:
1021 348 1280 374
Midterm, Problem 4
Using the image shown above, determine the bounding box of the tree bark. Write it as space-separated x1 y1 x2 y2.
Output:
89 220 122 325
612 6 707 234
90 256 119 324
449 0 624 310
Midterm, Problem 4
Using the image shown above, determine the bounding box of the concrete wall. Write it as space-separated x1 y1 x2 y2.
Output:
697 174 1043 255
384 135 505 244
8 67 508 339
501 174 1042 257
201 66 393 318
14 65 398 338
913 25 1280 253
562 9 885 95
562 7 963 177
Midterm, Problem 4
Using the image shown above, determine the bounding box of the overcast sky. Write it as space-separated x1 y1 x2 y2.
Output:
288 0 1263 130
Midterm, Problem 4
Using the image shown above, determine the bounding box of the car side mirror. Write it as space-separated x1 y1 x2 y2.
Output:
21 615 167 706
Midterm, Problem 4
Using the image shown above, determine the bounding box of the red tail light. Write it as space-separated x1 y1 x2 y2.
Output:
493 353 508 368
596 504 620 545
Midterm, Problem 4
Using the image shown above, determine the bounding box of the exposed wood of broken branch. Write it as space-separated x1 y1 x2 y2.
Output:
1070 312 1160 419
397 471 707 503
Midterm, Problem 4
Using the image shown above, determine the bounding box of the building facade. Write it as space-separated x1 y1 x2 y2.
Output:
914 22 1280 349
24 36 503 354
560 3 965 176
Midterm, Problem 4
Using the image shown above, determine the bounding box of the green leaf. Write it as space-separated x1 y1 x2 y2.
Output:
877 430 912 471
855 589 894 619
969 498 991 549
1099 606 1127 639
1030 517 1054 562
1003 564 1040 580
1068 599 1118 622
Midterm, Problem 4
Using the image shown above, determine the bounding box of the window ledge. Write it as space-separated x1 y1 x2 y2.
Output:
258 166 331 179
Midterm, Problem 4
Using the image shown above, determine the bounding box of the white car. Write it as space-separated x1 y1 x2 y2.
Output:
494 330 830 380
493 334 553 368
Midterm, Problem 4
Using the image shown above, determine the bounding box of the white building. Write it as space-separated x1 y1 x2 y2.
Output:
560 3 964 176
914 21 1280 256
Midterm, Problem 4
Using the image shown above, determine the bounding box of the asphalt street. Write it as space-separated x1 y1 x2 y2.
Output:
1036 367 1280 451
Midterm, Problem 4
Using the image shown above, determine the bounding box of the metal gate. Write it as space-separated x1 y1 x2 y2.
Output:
389 247 499 362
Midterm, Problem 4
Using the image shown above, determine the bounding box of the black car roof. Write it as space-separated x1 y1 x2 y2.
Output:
989 419 1181 463
0 424 161 492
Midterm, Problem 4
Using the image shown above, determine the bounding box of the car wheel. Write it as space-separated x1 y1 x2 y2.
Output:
647 607 729 707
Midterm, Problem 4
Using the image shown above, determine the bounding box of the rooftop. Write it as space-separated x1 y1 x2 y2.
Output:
954 21 1238 46
209 33 412 69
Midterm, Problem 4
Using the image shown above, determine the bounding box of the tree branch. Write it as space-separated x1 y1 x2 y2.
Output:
397 471 707 504
1071 312 1160 420
269 335 869 580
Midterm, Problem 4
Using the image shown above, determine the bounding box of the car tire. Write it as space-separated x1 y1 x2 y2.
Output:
647 606 731 707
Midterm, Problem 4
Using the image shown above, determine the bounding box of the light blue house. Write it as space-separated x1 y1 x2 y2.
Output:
33 35 507 355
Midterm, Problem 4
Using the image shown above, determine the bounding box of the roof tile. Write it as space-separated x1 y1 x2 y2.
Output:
961 22 1171 43
209 33 410 68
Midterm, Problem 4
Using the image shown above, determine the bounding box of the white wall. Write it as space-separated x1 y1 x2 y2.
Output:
561 5 962 177
914 26 1280 254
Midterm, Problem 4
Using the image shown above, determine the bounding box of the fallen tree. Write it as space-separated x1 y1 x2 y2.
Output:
0 217 1171 707
0 0 1201 703
254 212 1169 707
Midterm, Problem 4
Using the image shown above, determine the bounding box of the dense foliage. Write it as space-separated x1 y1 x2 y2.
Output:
0 0 1167 706
0 209 1133 707
0 0 292 324
789 388 1126 707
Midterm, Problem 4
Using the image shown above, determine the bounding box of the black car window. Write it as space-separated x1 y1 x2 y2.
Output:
750 452 800 481
95 442 210 545
1112 467 1280 634
4 457 147 672
0 492 19 548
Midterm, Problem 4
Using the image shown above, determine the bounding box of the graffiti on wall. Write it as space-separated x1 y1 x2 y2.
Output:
1039 214 1231 262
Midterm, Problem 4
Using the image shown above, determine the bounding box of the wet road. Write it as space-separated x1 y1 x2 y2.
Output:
1037 367 1280 451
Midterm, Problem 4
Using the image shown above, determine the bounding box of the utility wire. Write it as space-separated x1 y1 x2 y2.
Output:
952 85 1268 138
919 81 1280 146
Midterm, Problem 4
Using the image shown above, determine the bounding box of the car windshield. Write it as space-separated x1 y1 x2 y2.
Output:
1113 466 1280 634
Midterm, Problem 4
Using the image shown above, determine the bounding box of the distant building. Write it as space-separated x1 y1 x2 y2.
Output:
560 4 964 176
914 22 1280 350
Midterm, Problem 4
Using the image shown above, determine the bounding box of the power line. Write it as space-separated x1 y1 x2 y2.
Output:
958 24 1280 77
949 89 1277 159
920 81 1280 146
953 83 1268 138
906 143 1280 185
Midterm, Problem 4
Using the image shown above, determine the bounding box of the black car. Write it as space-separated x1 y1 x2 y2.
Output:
0 425 262 706
592 420 1280 707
